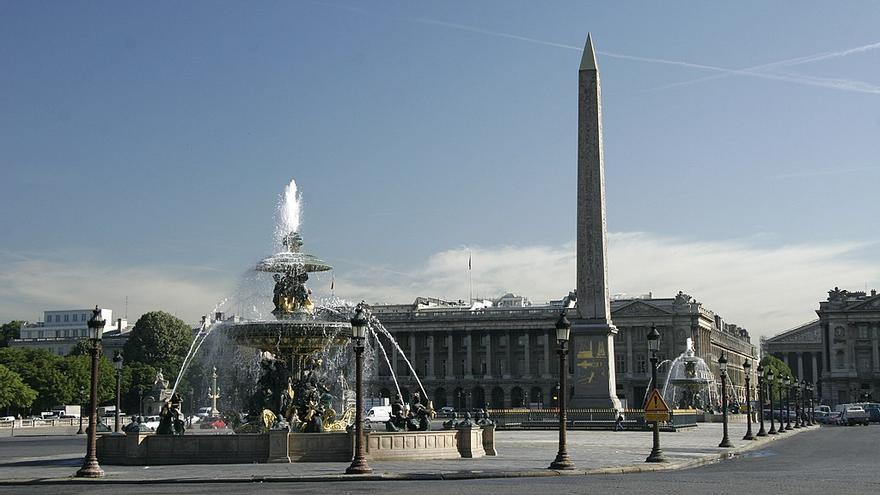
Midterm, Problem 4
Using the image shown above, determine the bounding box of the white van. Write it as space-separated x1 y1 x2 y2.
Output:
365 406 392 424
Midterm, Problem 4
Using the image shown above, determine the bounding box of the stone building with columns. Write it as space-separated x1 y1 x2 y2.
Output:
368 291 757 410
764 288 880 406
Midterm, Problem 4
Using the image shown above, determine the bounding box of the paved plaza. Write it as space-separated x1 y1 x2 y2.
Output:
0 422 818 484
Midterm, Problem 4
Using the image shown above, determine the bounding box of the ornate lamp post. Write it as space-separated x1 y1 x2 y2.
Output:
77 386 85 435
549 311 574 470
800 381 808 427
766 369 777 435
776 375 787 433
718 353 732 448
810 382 817 425
742 359 754 440
75 306 105 478
792 378 801 429
807 382 815 426
784 376 793 431
346 303 373 475
645 324 666 463
756 364 767 437
112 351 123 433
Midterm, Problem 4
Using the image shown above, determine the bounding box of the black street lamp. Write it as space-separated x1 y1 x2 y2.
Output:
784 376 793 431
718 353 732 448
799 381 808 427
807 382 815 426
776 375 787 432
77 386 85 435
645 324 666 463
792 378 801 429
549 311 574 470
756 363 767 437
742 359 754 440
767 369 777 435
112 351 123 433
346 303 373 475
75 306 105 478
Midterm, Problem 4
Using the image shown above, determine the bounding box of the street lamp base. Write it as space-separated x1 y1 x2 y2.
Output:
75 460 104 478
549 453 576 470
718 437 733 448
756 430 767 437
345 458 373 475
743 432 755 440
645 448 667 463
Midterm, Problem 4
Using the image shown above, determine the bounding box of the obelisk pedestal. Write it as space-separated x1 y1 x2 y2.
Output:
569 33 621 410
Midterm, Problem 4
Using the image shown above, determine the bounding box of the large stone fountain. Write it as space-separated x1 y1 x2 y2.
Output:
97 180 495 465
227 229 352 433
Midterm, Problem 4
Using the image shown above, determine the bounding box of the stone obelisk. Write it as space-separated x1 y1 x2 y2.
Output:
569 33 621 410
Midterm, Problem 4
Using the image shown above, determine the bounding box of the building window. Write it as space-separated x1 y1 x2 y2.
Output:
859 327 869 339
38 331 44 338
636 354 647 373
836 350 846 369
616 352 627 374
64 314 69 322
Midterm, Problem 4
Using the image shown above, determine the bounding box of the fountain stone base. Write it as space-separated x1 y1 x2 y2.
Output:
97 428 495 465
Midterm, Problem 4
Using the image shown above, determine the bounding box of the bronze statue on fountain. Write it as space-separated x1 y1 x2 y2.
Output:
385 392 434 431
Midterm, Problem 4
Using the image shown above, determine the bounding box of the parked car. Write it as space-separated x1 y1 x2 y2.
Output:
0 416 15 422
864 406 880 423
143 415 161 431
439 406 456 418
823 411 842 425
839 406 869 426
199 417 226 429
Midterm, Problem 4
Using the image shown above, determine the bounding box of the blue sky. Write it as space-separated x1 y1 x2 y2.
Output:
1 1 878 337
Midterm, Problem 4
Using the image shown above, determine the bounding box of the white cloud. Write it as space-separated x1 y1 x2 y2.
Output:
0 253 231 326
337 233 879 340
2 233 876 341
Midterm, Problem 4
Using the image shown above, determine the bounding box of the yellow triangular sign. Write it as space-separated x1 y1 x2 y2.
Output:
644 389 670 413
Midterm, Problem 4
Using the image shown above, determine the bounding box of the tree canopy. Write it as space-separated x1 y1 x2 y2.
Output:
0 321 23 347
0 363 37 412
759 355 795 401
123 311 193 371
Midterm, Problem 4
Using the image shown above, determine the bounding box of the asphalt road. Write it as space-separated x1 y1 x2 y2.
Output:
0 425 876 494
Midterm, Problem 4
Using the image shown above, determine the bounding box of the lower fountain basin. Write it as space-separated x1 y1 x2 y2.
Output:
96 427 494 465
225 319 350 354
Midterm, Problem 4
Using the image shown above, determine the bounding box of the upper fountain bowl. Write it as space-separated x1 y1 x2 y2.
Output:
256 232 332 274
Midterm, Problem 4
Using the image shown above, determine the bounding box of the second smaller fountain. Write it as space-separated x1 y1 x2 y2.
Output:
661 338 718 411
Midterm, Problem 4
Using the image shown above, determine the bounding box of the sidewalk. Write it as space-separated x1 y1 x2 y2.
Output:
0 422 819 484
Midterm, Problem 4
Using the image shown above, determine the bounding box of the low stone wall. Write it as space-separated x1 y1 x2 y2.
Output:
99 432 270 465
366 430 460 460
98 426 496 465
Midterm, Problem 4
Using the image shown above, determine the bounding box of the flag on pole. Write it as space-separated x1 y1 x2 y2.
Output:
331 275 335 291
468 252 472 270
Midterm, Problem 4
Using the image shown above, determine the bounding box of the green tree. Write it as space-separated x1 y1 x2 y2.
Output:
123 311 193 372
759 355 794 402
0 321 24 347
0 364 37 413
0 347 72 413
61 352 116 406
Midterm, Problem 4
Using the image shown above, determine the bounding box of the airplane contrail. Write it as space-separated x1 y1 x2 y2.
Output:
654 40 880 91
311 2 880 95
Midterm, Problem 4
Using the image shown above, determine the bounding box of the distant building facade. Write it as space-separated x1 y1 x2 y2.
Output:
367 291 757 410
764 288 880 406
11 308 130 356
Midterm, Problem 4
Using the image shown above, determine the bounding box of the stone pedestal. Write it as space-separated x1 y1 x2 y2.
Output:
267 429 291 463
481 424 497 456
569 323 621 410
455 426 485 458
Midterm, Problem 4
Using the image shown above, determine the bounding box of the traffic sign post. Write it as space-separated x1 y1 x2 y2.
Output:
644 389 670 423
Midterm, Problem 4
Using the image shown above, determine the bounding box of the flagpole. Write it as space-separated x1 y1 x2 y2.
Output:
468 251 473 305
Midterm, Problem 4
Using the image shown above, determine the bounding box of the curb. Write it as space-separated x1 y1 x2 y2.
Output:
0 426 819 486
